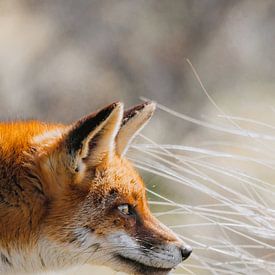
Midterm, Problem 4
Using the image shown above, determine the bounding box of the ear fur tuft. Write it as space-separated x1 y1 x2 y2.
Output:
116 101 156 156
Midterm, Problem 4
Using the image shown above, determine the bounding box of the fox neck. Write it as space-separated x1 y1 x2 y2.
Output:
0 128 57 273
0 231 103 274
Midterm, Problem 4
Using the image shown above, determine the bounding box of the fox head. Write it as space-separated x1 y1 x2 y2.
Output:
33 102 191 275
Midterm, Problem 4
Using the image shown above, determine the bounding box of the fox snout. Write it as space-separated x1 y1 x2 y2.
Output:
104 211 192 274
144 214 192 260
134 238 192 267
107 229 192 275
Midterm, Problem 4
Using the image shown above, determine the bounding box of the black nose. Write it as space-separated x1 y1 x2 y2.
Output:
180 244 192 260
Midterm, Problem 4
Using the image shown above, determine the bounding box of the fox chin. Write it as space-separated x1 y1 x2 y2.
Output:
0 101 191 275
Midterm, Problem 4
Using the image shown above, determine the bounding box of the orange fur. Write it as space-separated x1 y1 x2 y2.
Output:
0 121 63 248
0 102 191 275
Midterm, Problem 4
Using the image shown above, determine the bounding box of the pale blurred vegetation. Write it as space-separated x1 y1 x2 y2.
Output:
1 1 275 274
2 0 275 139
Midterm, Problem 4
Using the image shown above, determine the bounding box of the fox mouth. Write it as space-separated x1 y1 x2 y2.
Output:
116 254 173 275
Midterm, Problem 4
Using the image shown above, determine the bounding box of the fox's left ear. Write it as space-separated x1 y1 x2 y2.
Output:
116 101 156 156
63 102 123 171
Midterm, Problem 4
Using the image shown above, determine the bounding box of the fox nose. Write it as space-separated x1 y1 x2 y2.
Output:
180 244 192 260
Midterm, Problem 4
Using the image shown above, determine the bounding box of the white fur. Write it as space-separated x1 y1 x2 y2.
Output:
32 129 64 145
0 229 181 274
105 231 183 269
0 231 102 274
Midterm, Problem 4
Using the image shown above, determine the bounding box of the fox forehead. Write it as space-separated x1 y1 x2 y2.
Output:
88 156 146 205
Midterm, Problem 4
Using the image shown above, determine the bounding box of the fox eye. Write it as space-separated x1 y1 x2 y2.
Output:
118 204 131 215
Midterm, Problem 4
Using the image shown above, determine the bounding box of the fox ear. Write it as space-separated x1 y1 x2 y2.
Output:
116 101 156 156
64 102 123 171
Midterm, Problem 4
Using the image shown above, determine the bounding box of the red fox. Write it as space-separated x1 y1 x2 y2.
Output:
0 101 191 275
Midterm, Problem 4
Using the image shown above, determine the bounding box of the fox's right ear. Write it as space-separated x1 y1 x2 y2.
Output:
116 101 156 156
62 102 123 173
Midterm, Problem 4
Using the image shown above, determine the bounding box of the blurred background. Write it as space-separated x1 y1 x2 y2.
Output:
1 1 275 274
2 0 275 138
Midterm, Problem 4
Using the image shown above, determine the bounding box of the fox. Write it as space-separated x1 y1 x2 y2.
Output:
0 101 192 275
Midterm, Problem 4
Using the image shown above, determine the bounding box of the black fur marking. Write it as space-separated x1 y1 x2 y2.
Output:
1 253 12 267
122 102 151 126
67 102 118 155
